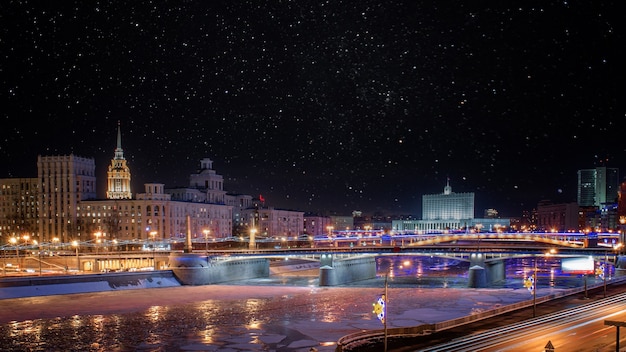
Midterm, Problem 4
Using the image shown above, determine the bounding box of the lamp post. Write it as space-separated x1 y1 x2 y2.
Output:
249 228 257 250
72 240 80 272
384 274 388 352
9 237 19 273
22 235 29 272
52 237 59 255
327 226 334 247
150 231 157 270
203 229 210 256
532 255 538 318
1 243 4 276
9 235 29 273
9 237 20 268
526 249 556 318
1 243 5 276
94 231 102 255
33 240 42 276
620 216 626 257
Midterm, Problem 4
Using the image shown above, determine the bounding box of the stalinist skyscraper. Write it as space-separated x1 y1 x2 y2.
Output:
106 122 132 199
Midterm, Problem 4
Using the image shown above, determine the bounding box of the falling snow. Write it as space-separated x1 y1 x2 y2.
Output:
0 1 623 216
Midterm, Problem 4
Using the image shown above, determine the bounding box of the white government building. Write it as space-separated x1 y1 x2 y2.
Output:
392 180 510 233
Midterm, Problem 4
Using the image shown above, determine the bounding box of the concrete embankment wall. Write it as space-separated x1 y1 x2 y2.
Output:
0 271 182 299
319 256 377 286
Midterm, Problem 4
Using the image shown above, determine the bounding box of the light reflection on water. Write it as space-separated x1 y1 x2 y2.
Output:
368 255 611 290
0 255 610 351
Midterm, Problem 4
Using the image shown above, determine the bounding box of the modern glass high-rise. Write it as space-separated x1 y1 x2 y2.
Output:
577 167 619 207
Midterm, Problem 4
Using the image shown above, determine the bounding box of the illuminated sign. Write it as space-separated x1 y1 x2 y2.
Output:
372 294 386 324
596 264 605 280
561 256 594 274
523 275 535 293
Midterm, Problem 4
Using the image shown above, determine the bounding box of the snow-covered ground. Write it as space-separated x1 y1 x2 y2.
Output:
0 280 552 351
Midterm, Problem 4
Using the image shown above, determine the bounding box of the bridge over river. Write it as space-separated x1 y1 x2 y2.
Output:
3 235 623 289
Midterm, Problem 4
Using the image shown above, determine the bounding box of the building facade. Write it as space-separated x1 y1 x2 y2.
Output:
536 201 579 232
167 158 227 204
303 215 332 237
79 183 233 244
0 178 39 241
240 207 304 238
422 181 474 220
577 167 620 207
619 178 626 221
37 154 97 243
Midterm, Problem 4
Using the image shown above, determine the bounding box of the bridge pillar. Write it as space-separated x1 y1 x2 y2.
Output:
469 252 485 267
168 252 269 285
320 253 333 267
469 266 487 288
615 256 626 277
319 256 376 286
486 260 506 284
468 253 486 288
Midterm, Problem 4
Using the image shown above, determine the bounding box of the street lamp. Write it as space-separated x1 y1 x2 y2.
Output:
524 249 556 318
616 215 626 254
94 231 102 255
9 237 19 273
51 237 59 253
327 226 334 247
150 231 157 270
604 247 609 298
532 255 538 318
72 240 80 272
203 229 210 256
249 228 257 250
33 240 42 276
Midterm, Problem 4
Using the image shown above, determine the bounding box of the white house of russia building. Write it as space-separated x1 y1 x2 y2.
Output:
392 180 509 233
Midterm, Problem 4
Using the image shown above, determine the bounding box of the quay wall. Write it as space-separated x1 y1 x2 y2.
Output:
0 271 181 299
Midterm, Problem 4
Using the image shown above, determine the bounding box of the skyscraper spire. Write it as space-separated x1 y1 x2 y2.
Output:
114 120 124 160
107 121 132 199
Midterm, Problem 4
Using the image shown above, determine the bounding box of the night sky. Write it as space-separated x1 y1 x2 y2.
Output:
1 1 623 217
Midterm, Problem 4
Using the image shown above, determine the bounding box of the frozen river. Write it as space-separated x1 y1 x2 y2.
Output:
0 255 601 351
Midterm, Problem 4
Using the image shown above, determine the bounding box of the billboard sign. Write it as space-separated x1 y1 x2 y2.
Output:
561 256 594 274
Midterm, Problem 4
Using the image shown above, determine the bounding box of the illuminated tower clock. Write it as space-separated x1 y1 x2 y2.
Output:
106 121 132 199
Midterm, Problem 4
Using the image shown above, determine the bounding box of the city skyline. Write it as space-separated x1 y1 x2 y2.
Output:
1 2 623 217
